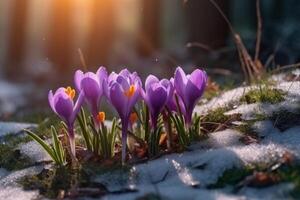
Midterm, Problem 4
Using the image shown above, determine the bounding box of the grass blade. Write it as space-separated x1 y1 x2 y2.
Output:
24 129 58 163
51 126 65 165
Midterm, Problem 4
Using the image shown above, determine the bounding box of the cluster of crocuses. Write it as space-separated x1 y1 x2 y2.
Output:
48 66 207 163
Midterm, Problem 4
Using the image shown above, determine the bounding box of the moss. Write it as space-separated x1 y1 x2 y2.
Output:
82 162 131 176
240 86 286 104
202 107 231 123
203 90 220 101
209 164 273 189
0 142 33 170
277 165 300 198
235 123 253 134
210 162 300 198
19 163 131 199
209 167 253 188
0 132 34 170
19 166 93 199
19 167 88 198
201 106 241 134
234 113 269 144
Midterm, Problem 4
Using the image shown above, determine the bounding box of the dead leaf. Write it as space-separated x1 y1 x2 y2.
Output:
247 172 280 187
239 135 259 145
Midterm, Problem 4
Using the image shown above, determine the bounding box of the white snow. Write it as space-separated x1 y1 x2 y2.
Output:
0 166 43 187
196 79 300 117
0 121 37 138
0 168 9 179
0 81 31 115
194 129 242 149
18 140 51 163
195 86 251 115
0 166 43 200
0 186 39 200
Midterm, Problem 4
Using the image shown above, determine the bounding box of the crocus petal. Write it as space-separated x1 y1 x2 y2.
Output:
148 84 167 123
74 70 84 91
54 93 74 124
185 69 207 108
145 75 159 91
116 75 130 91
109 82 128 119
49 87 69 114
70 91 85 123
119 69 131 77
128 82 141 110
189 69 207 90
53 87 70 109
108 71 118 83
130 72 142 86
48 90 56 113
185 79 202 109
103 79 110 99
174 67 188 103
97 66 108 84
160 79 173 101
81 75 101 101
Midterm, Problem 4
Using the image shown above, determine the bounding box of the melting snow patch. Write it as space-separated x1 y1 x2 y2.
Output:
277 81 300 97
195 86 250 114
195 129 242 149
252 120 278 137
0 166 43 187
0 166 42 200
0 122 37 138
0 168 9 179
0 81 31 115
195 81 300 117
18 140 51 163
238 183 294 200
96 123 300 200
0 186 39 200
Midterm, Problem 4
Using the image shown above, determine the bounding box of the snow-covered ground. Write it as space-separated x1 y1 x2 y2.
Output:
1 70 300 200
0 122 37 138
0 81 33 115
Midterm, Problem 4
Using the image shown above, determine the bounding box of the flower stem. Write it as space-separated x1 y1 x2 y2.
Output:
163 110 172 151
185 109 193 128
68 126 77 164
121 120 128 165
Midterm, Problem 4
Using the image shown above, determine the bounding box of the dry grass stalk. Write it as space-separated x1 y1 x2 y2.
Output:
208 0 265 83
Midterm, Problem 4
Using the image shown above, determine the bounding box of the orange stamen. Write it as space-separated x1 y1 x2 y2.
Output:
129 112 138 124
65 86 75 99
124 85 135 98
97 112 105 123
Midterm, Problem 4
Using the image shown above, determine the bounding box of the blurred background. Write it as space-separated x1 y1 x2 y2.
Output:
1 0 300 120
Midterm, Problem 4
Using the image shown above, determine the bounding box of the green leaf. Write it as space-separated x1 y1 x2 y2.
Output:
24 129 59 163
60 121 68 130
77 113 92 150
51 126 65 165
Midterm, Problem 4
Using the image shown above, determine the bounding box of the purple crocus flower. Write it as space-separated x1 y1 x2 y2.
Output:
74 67 107 125
48 87 84 158
174 67 207 125
106 69 142 163
142 75 171 128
